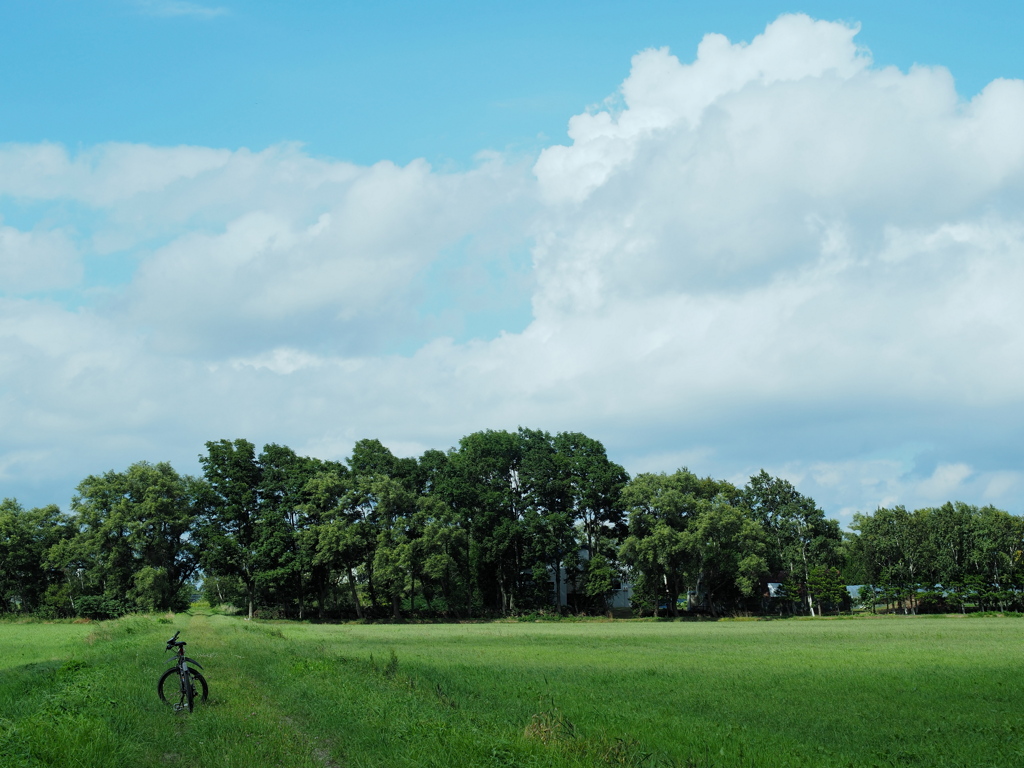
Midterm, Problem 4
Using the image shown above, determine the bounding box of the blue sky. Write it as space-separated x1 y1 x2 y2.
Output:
2 1 1020 165
2 1 1023 524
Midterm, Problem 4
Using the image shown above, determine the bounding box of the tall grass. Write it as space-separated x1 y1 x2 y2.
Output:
2 613 1023 766
0 619 94 672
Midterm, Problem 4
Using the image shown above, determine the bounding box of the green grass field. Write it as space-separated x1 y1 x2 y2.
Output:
1 612 1022 767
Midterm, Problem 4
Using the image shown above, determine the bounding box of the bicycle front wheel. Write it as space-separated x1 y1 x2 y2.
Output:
158 668 208 709
158 668 180 705
186 669 208 709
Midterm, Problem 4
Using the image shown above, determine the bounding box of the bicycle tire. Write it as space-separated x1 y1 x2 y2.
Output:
187 669 208 707
157 667 179 705
158 668 208 709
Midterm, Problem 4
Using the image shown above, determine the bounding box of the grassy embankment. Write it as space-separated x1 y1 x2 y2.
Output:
1 612 1022 767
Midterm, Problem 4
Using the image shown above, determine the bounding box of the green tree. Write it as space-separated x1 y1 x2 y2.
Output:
199 439 264 618
553 432 628 556
256 443 329 618
414 493 471 616
851 506 935 614
201 439 335 619
0 499 73 614
619 469 742 616
368 475 418 619
62 462 207 613
928 502 977 613
313 474 372 618
680 494 767 616
519 428 573 611
552 432 629 612
745 471 841 616
806 566 847 615
972 506 1024 611
440 429 527 614
298 462 351 618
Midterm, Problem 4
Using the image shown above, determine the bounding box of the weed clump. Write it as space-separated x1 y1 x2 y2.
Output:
434 684 458 709
383 648 399 678
85 613 159 644
590 737 652 766
523 704 656 766
368 648 400 679
241 621 284 638
523 703 575 744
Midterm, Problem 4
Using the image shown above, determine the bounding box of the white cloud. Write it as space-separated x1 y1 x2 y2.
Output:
521 13 1024 469
534 14 869 205
2 14 1024 521
228 348 326 375
802 457 1024 527
0 142 535 353
117 152 535 356
0 142 232 206
917 463 974 499
0 225 81 293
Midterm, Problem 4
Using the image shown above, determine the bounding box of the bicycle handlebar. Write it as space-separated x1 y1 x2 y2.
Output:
166 630 183 650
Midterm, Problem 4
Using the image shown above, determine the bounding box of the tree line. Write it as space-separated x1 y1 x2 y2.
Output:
848 503 1024 613
2 428 1021 620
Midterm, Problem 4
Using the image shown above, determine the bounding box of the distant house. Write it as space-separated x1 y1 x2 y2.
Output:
608 581 633 609
545 555 633 610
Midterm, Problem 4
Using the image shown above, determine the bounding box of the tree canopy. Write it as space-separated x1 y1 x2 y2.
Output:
3 430 1021 620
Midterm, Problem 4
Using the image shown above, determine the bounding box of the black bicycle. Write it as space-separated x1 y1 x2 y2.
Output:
158 630 208 712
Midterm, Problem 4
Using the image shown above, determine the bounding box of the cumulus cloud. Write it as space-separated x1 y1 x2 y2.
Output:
2 13 1024 523
119 152 534 356
0 142 232 206
522 12 1024 519
534 14 869 206
532 15 1024 320
0 142 535 355
0 225 81 293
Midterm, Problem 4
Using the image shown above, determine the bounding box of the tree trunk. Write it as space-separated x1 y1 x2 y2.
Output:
554 556 563 613
347 568 364 619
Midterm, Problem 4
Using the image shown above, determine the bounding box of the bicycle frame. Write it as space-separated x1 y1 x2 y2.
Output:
165 646 204 675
